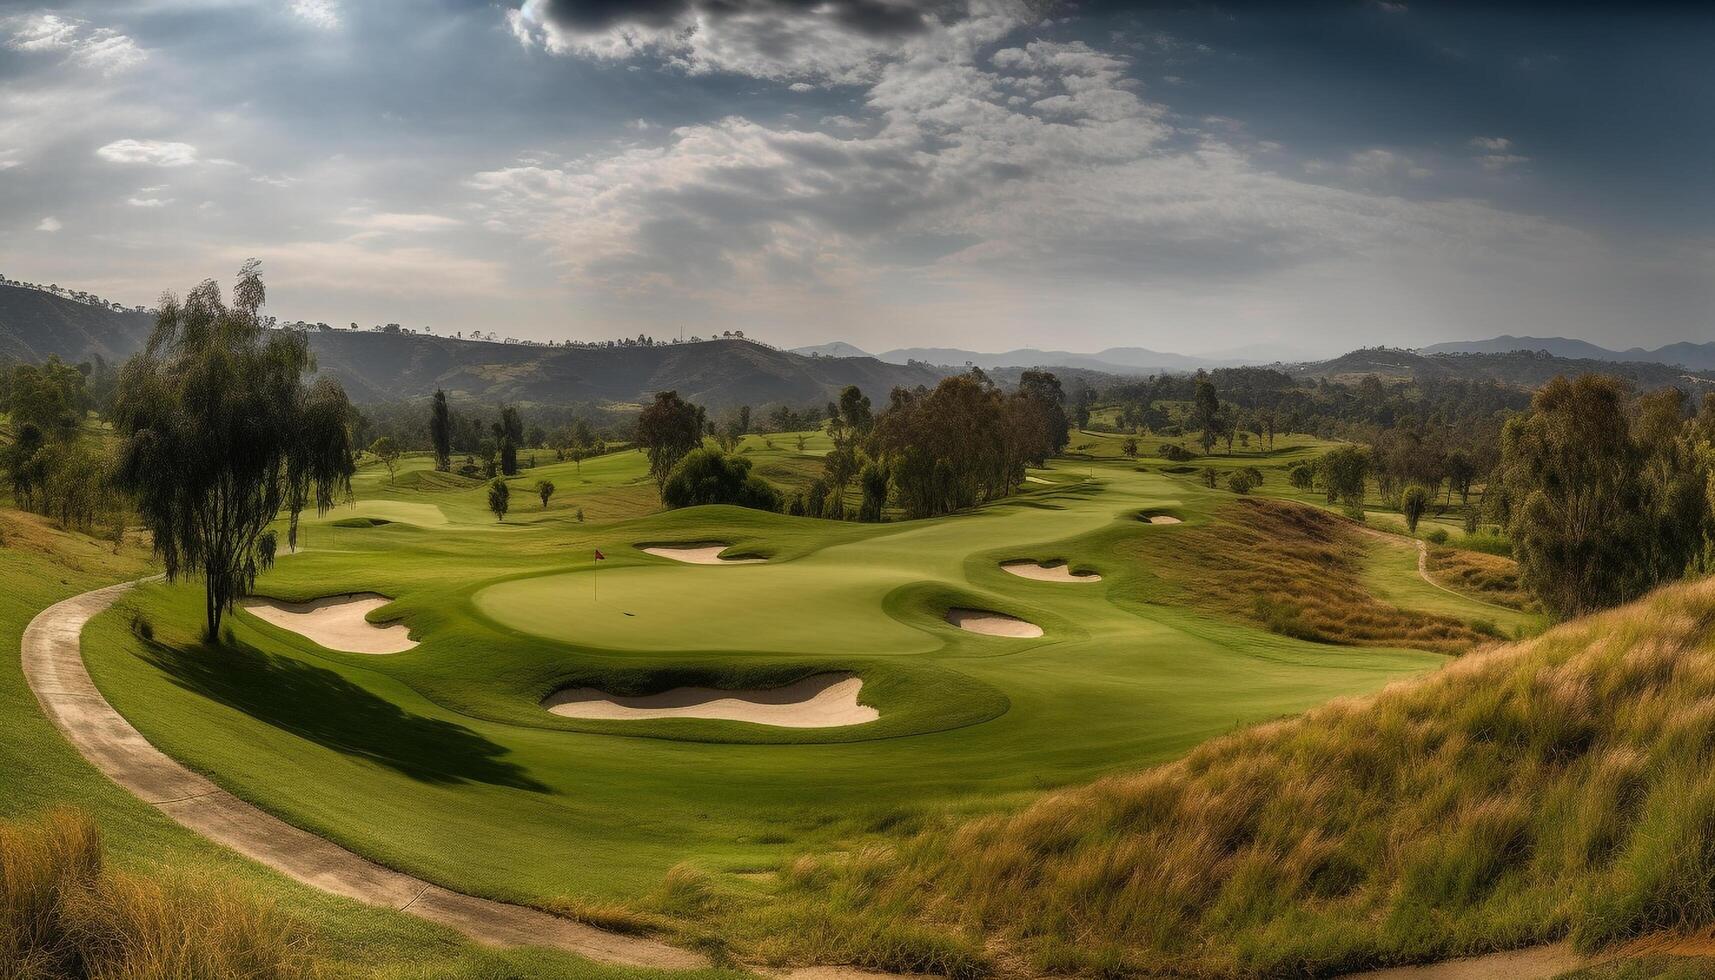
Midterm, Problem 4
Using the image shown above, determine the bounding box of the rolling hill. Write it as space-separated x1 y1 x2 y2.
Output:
1296 346 1715 391
1423 334 1715 370
0 284 941 409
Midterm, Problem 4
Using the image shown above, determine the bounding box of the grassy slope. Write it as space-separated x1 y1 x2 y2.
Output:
73 437 1465 960
762 575 1715 977
0 509 736 979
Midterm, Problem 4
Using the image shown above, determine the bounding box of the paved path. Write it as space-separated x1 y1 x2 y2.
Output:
21 581 709 972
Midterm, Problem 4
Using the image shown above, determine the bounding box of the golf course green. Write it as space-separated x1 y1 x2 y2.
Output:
75 433 1487 938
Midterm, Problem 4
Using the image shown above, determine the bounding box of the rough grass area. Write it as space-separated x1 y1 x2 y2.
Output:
751 576 1715 977
1126 497 1491 653
1 808 313 979
1427 546 1535 610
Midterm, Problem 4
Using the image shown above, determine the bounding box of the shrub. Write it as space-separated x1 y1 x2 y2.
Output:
1201 467 1218 489
1426 528 1449 545
661 448 782 512
0 809 312 979
1157 443 1194 463
1226 470 1260 494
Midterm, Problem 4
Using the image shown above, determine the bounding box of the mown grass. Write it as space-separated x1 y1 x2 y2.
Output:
0 508 741 979
748 575 1715 977
1123 496 1493 653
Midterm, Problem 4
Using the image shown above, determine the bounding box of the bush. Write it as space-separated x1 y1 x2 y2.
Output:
1157 443 1194 462
0 809 312 979
1200 467 1218 489
661 448 782 512
1226 470 1260 494
1425 528 1449 545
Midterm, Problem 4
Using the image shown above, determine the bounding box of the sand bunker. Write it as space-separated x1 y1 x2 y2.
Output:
241 593 418 654
945 608 1044 638
1001 560 1102 584
544 672 876 728
639 544 764 565
1139 513 1182 525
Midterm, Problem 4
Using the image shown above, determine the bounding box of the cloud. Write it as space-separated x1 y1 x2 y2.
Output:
96 139 201 167
336 211 464 234
506 0 974 85
5 13 146 75
126 197 171 207
36 217 62 232
1470 137 1528 171
291 0 340 30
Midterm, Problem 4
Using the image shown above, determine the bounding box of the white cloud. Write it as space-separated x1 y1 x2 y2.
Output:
506 0 997 86
96 139 200 167
36 217 62 232
127 197 171 207
290 0 340 30
5 13 146 75
1470 136 1528 171
336 211 464 234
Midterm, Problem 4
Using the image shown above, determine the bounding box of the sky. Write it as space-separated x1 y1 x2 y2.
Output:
1 0 1711 358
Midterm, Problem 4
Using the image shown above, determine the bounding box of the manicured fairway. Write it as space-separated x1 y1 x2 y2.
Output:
79 437 1461 938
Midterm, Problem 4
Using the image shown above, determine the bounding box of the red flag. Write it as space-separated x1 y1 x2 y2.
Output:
594 549 605 561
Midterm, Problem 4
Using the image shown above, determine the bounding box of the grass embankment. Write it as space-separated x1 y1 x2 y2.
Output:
0 508 730 979
1426 546 1534 610
2 809 311 979
755 575 1715 977
1124 496 1496 653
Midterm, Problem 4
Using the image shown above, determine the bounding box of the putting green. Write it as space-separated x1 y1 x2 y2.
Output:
79 437 1466 933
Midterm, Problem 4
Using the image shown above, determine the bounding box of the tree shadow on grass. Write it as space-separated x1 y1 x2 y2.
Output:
138 639 549 793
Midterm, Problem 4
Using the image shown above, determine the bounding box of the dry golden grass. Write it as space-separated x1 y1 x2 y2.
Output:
1126 497 1489 653
0 808 314 979
1427 546 1535 610
753 577 1715 978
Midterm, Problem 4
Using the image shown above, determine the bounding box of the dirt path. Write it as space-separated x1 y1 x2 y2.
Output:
1413 539 1518 614
21 581 709 971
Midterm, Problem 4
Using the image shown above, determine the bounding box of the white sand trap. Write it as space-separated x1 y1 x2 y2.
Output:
1024 476 1053 485
544 672 875 728
1144 514 1182 525
1001 560 1102 584
639 544 764 565
241 593 418 654
945 608 1044 638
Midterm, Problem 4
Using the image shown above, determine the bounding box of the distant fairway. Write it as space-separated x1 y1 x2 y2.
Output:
77 433 1493 943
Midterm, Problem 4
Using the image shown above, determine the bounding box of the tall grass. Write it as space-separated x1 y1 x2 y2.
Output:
1426 547 1535 611
1128 497 1489 653
0 808 313 979
749 577 1715 977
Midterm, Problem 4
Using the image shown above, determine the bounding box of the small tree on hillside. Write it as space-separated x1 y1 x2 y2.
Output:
1122 437 1138 458
1319 445 1370 509
493 405 523 476
487 477 510 522
1402 484 1431 533
536 479 555 509
429 389 452 472
113 261 354 640
858 460 889 522
369 437 401 484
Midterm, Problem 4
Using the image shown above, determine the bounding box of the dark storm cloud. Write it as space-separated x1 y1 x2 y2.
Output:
532 0 943 38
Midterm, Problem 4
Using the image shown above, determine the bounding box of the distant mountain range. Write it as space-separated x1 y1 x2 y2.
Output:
1421 335 1715 371
789 342 1298 375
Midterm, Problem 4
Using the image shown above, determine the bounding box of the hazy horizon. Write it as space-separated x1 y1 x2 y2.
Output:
3 0 1710 353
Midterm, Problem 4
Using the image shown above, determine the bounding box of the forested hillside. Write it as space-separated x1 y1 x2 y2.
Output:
0 284 942 409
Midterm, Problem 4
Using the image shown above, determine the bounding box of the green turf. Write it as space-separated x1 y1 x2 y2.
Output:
77 435 1460 949
0 510 730 978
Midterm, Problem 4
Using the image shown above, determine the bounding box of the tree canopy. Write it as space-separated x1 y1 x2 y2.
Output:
112 261 354 639
661 447 782 512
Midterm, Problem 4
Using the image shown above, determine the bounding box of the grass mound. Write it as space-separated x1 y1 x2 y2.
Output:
1129 497 1491 653
388 469 482 491
1427 546 1534 610
1 808 312 979
757 576 1715 977
330 516 392 528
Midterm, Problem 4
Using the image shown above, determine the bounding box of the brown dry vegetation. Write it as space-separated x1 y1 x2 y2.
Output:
748 576 1715 978
1125 497 1491 653
1 808 313 979
1427 546 1535 610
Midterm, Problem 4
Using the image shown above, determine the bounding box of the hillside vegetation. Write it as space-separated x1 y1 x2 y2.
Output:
0 285 152 363
755 575 1715 977
1125 497 1495 653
